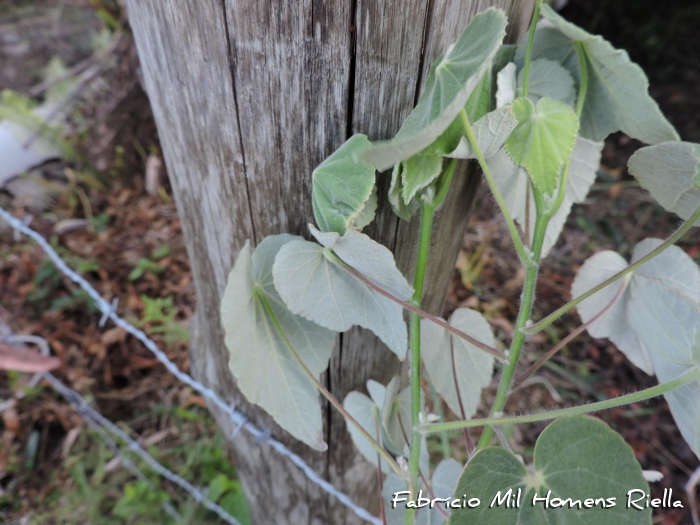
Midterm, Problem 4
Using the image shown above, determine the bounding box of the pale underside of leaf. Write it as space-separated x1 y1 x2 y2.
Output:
421 308 495 419
312 133 375 234
627 283 700 456
309 225 414 299
489 136 602 257
352 184 378 230
343 390 390 472
628 141 700 226
360 8 508 171
272 228 411 359
572 238 700 375
520 6 679 144
449 416 651 525
505 96 579 195
221 235 336 450
517 57 576 108
443 105 517 160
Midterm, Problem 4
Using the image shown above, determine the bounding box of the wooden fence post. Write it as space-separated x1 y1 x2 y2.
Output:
124 1 535 522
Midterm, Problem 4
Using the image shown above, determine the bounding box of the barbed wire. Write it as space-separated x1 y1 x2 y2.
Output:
40 372 239 525
0 206 383 525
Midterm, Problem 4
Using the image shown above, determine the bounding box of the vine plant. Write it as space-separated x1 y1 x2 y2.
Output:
220 4 700 524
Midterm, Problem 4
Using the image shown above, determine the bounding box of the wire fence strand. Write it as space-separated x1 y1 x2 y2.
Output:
41 372 239 525
0 206 382 525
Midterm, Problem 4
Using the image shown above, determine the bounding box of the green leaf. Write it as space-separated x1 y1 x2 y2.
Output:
627 282 700 456
360 8 508 171
401 154 444 205
273 226 412 359
449 416 651 525
518 58 576 108
389 163 421 221
312 133 376 234
421 308 495 419
572 238 700 375
464 67 493 123
490 136 602 257
353 185 378 230
522 5 679 144
220 235 336 450
628 141 700 226
505 97 579 195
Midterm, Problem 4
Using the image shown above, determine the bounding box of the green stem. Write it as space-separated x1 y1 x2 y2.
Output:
520 0 543 97
525 202 700 335
405 198 438 525
460 109 534 268
477 189 549 449
419 367 698 434
256 289 406 480
545 41 589 219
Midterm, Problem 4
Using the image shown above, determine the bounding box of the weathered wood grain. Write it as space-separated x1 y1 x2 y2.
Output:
125 0 534 523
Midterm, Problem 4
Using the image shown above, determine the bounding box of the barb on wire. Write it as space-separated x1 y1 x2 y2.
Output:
0 207 382 525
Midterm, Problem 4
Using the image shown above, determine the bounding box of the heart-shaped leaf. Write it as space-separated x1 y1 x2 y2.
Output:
572 238 700 375
449 416 651 525
505 97 579 195
360 8 508 171
628 141 700 226
421 308 495 419
312 133 375 234
220 235 336 450
517 5 679 144
273 226 412 359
